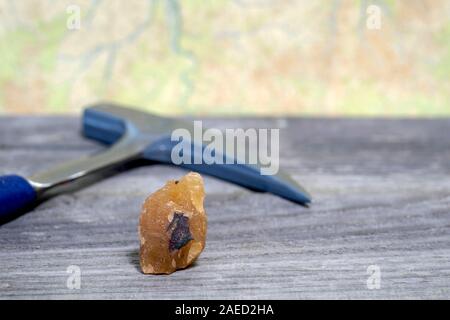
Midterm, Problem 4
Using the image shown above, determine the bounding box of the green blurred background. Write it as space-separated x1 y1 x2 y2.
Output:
0 0 449 116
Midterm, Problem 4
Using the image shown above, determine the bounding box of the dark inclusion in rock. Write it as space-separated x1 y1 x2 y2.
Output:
167 212 193 251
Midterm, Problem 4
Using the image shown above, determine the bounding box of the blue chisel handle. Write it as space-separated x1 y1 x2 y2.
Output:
0 175 37 221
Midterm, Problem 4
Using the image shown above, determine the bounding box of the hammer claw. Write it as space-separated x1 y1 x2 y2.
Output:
144 137 311 204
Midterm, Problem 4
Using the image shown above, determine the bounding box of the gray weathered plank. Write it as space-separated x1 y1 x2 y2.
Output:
0 116 449 299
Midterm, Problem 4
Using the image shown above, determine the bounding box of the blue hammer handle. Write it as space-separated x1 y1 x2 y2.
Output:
0 175 37 221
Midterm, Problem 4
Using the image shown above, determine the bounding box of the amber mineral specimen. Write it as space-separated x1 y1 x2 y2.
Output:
139 172 207 274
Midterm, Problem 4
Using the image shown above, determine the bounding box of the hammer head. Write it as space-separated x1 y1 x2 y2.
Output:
82 103 311 205
83 103 188 146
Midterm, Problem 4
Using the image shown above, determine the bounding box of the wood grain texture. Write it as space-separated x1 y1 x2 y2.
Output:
0 116 449 299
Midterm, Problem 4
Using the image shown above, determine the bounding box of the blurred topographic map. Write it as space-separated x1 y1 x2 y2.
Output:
0 0 449 115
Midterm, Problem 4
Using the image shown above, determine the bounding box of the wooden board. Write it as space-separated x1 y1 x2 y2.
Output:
0 116 449 299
